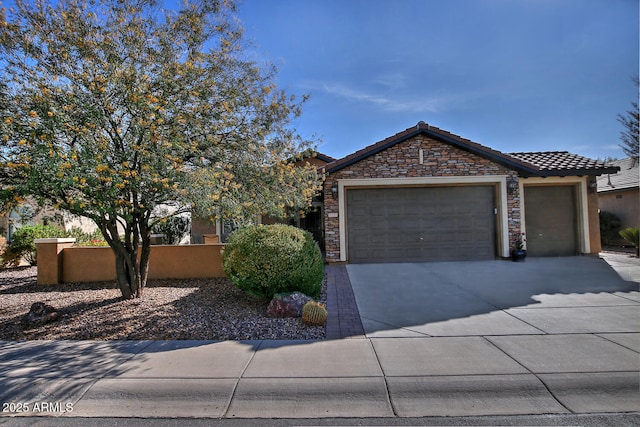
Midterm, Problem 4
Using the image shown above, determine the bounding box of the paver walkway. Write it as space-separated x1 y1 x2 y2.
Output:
324 264 365 339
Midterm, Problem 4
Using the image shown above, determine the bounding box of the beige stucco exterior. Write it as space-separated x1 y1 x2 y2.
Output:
35 239 226 285
519 176 601 255
599 188 640 229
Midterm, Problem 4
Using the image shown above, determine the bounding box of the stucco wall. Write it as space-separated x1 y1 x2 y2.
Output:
36 241 226 284
598 187 640 246
599 188 640 230
323 135 521 262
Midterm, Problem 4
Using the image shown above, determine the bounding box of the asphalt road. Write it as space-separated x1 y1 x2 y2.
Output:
2 413 640 427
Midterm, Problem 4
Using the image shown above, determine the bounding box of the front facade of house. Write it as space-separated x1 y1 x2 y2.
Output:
321 122 617 264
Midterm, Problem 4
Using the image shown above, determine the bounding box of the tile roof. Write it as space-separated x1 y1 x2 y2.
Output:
508 151 619 176
597 157 639 192
325 122 619 177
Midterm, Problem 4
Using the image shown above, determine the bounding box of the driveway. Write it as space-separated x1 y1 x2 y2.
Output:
347 256 640 338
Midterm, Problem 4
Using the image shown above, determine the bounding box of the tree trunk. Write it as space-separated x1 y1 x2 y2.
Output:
101 217 151 300
112 245 151 298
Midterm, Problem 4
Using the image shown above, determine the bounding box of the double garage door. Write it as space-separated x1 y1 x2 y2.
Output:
346 186 496 263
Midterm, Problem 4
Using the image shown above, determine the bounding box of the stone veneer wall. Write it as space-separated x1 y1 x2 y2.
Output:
323 135 522 262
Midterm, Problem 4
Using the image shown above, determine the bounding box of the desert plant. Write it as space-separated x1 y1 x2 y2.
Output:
302 301 327 326
619 227 639 257
66 227 107 246
2 224 67 266
600 211 622 246
222 224 324 298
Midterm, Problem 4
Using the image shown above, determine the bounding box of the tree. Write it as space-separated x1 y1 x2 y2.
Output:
617 77 639 160
0 0 321 299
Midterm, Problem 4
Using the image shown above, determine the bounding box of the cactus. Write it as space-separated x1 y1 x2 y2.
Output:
302 301 327 326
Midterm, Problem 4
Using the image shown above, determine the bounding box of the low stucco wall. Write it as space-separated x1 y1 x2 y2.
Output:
37 240 226 284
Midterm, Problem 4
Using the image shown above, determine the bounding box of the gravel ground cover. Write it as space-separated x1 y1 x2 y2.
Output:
0 266 326 340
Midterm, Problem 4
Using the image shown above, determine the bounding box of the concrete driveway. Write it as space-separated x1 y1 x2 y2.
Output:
347 256 640 338
344 256 640 415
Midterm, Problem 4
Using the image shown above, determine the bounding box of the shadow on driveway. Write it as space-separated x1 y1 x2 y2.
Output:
347 257 640 337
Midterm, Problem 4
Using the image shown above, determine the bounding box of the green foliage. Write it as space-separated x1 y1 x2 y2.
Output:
619 227 640 257
600 211 622 245
302 301 327 326
2 224 67 267
0 0 321 298
222 224 324 298
67 227 108 246
617 77 639 160
152 216 191 245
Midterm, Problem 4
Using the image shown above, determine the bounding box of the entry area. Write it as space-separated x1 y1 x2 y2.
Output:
346 186 496 263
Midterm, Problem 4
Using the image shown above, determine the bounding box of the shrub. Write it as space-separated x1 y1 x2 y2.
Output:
2 224 67 266
222 224 324 298
67 227 108 246
619 227 639 257
599 211 621 246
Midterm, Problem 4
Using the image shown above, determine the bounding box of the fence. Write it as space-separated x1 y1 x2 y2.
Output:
34 238 226 285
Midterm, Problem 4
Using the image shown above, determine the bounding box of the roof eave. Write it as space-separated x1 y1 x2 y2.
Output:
526 166 621 177
324 129 422 174
325 127 540 175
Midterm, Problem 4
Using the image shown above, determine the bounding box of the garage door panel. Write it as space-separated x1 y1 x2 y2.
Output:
346 186 496 263
524 186 577 256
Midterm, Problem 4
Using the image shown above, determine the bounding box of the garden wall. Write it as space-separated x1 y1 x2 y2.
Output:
35 238 226 285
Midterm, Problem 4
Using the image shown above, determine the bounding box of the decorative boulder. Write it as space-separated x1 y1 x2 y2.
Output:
267 292 313 318
23 302 59 326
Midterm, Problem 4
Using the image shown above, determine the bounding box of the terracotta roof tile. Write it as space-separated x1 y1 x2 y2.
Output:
508 151 618 175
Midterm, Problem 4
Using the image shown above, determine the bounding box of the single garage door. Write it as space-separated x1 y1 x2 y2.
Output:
346 186 496 263
524 185 577 256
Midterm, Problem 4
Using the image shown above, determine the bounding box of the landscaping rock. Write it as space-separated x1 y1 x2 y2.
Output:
23 302 60 326
267 292 313 318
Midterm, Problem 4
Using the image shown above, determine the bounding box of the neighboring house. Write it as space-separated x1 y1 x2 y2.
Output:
0 202 101 242
597 157 640 245
321 122 618 263
1 201 187 244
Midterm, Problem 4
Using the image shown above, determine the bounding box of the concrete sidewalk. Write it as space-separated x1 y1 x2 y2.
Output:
0 335 638 420
0 255 638 421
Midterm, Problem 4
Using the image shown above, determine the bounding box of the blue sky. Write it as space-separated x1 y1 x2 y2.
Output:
237 0 639 160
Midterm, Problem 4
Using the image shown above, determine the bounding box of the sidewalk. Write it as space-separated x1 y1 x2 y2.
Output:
0 335 638 419
0 258 638 420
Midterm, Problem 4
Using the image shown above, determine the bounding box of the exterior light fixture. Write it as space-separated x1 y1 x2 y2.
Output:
588 179 598 193
331 181 339 197
507 177 519 193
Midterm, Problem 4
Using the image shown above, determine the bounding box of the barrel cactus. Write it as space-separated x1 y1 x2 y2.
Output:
302 301 327 326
